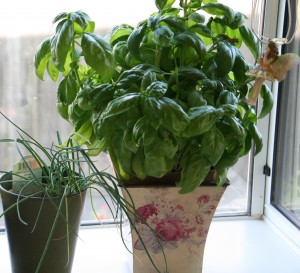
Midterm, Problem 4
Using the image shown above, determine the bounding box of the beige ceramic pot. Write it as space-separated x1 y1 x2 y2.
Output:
121 175 227 273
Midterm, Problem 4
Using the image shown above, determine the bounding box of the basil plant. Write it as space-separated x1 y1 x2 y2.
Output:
34 0 273 193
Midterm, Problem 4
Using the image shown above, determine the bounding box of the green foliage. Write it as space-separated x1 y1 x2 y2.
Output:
34 1 272 193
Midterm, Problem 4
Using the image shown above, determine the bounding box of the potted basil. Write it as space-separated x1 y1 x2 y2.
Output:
33 1 273 272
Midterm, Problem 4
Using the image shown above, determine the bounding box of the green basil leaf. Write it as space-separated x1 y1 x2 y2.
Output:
201 3 235 24
187 0 202 8
111 132 134 175
132 148 147 180
133 117 157 146
248 123 263 155
134 64 162 74
243 107 258 125
67 101 83 123
232 52 249 82
139 45 156 64
76 85 93 110
187 91 207 107
85 139 103 156
52 12 68 24
81 33 114 82
93 113 116 145
160 97 190 135
144 139 177 177
220 104 237 115
189 13 205 24
112 105 140 131
203 0 217 3
189 23 213 38
117 69 144 88
34 37 52 80
51 19 74 71
62 52 73 76
229 12 246 29
215 166 228 186
141 71 157 91
56 102 69 120
127 25 147 59
160 7 181 16
89 84 115 108
224 115 246 142
143 153 171 178
57 74 79 105
178 66 207 81
225 27 243 48
71 118 93 146
148 131 178 158
217 90 238 106
201 126 226 165
239 25 260 60
84 20 95 34
148 16 160 29
152 26 174 47
160 14 185 31
175 32 206 61
69 106 92 131
110 24 133 45
210 20 225 35
240 131 253 157
113 41 130 67
146 81 168 98
124 52 140 68
259 84 274 119
183 105 224 137
215 145 241 171
46 59 60 81
216 42 236 77
142 97 163 128
101 94 140 119
201 79 219 90
178 146 211 193
69 11 90 31
155 0 176 10
123 130 138 153
216 118 235 145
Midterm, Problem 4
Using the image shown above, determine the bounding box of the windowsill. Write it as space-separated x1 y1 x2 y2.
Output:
1 219 299 273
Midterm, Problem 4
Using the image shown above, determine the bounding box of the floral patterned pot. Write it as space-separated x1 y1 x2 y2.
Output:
121 183 227 273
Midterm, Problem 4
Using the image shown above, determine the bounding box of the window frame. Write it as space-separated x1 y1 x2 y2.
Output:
257 0 300 248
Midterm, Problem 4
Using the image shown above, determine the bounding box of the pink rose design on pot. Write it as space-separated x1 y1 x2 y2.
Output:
136 204 158 222
197 195 210 206
156 218 185 241
195 214 204 225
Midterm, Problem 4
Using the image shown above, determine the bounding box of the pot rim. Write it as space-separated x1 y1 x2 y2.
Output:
118 170 230 189
0 172 86 200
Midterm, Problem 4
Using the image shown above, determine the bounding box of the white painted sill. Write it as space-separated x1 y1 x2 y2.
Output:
1 219 299 273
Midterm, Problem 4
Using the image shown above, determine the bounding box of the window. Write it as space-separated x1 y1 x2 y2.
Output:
272 0 300 228
1 0 255 229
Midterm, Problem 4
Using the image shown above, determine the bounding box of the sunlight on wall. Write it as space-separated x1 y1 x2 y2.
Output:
0 0 155 37
0 0 249 37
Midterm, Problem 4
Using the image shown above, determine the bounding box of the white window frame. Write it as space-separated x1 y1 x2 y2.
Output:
251 0 300 248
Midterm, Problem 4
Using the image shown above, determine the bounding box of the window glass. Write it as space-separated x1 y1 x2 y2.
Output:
0 0 253 228
272 1 300 227
215 0 253 216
